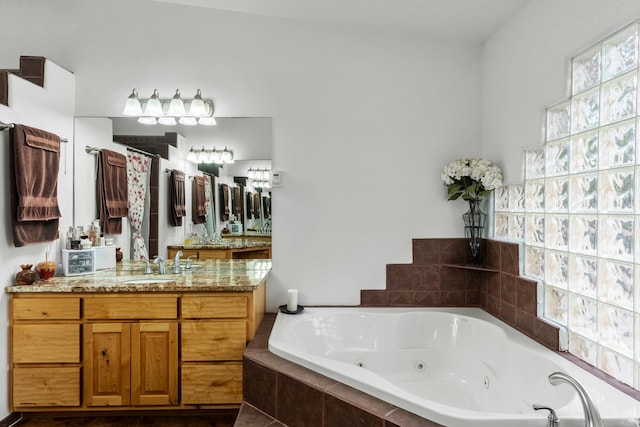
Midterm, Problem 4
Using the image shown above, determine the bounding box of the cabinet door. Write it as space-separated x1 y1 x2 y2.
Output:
131 322 178 406
84 323 131 407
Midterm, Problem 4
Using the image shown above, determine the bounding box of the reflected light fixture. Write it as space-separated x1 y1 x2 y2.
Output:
187 146 234 164
247 167 271 188
122 88 216 126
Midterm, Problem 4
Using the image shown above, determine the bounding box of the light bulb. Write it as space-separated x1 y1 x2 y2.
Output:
158 116 177 125
198 148 208 163
211 149 222 164
167 89 186 116
178 116 198 126
143 89 163 116
198 116 217 126
221 147 233 163
188 89 206 117
187 148 197 162
122 89 143 116
137 116 157 125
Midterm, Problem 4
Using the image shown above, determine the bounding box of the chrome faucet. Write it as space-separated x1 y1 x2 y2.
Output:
185 255 197 270
533 404 559 427
153 256 167 274
143 259 152 274
173 250 183 274
548 371 603 427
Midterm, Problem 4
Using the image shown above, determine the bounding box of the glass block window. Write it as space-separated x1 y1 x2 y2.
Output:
494 22 640 390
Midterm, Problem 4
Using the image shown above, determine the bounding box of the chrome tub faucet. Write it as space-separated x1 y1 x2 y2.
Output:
548 371 603 427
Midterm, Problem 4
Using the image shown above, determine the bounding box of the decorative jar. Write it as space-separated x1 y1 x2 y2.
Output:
16 264 36 286
36 260 57 280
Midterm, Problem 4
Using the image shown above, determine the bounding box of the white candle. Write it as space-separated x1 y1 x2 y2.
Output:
287 289 298 312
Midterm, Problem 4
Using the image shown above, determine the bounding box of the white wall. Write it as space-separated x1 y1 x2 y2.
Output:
0 0 482 314
0 61 75 419
483 0 640 184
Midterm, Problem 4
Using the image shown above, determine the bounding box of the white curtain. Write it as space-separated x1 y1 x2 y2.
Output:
204 175 216 239
126 150 152 259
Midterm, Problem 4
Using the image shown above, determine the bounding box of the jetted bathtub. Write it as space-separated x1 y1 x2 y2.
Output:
268 307 640 427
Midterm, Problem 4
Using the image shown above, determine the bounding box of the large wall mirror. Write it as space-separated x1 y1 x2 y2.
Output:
73 116 272 260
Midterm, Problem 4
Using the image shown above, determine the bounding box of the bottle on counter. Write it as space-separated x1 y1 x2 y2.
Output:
65 227 73 250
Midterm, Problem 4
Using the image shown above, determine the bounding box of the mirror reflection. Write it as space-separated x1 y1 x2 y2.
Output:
73 116 272 261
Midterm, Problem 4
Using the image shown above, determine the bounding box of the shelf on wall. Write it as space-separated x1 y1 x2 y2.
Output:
442 264 500 273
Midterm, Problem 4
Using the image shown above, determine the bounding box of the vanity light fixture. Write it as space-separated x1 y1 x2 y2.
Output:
187 146 234 164
122 88 216 126
247 167 271 188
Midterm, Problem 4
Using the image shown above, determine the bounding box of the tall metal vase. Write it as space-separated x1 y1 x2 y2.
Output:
462 199 486 265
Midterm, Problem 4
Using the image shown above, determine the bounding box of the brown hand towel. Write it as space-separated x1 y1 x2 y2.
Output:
253 192 261 219
170 170 185 226
263 196 271 218
246 192 253 219
220 183 229 221
232 186 242 218
9 124 61 246
192 176 207 224
98 149 128 235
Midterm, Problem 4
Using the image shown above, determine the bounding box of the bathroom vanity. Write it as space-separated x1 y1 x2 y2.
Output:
6 259 268 413
168 238 271 260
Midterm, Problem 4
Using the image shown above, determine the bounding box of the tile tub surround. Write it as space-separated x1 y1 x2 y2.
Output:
236 239 640 425
361 238 561 350
239 313 640 427
238 314 443 427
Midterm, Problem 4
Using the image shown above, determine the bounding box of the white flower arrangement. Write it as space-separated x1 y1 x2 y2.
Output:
441 158 503 201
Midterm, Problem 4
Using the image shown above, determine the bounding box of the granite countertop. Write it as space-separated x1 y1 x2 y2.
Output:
168 238 271 250
5 259 272 293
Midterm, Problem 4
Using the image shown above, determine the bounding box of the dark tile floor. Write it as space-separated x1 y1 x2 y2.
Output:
12 412 238 427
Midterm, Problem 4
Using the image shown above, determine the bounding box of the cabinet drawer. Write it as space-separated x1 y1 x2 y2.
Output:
85 296 178 319
181 364 242 404
13 297 80 320
198 250 227 260
182 320 246 361
13 366 80 408
13 324 80 363
182 295 247 318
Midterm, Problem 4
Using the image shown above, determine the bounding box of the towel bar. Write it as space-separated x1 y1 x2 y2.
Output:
86 144 157 158
0 122 68 142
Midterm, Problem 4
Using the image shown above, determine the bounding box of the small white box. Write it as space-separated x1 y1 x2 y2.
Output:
62 248 95 276
94 246 116 270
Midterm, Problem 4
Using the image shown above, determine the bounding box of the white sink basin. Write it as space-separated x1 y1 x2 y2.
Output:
121 278 177 285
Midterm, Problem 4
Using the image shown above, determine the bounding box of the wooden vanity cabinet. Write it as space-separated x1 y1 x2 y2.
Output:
10 296 81 409
83 295 179 407
9 283 265 412
168 245 271 260
181 294 248 404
